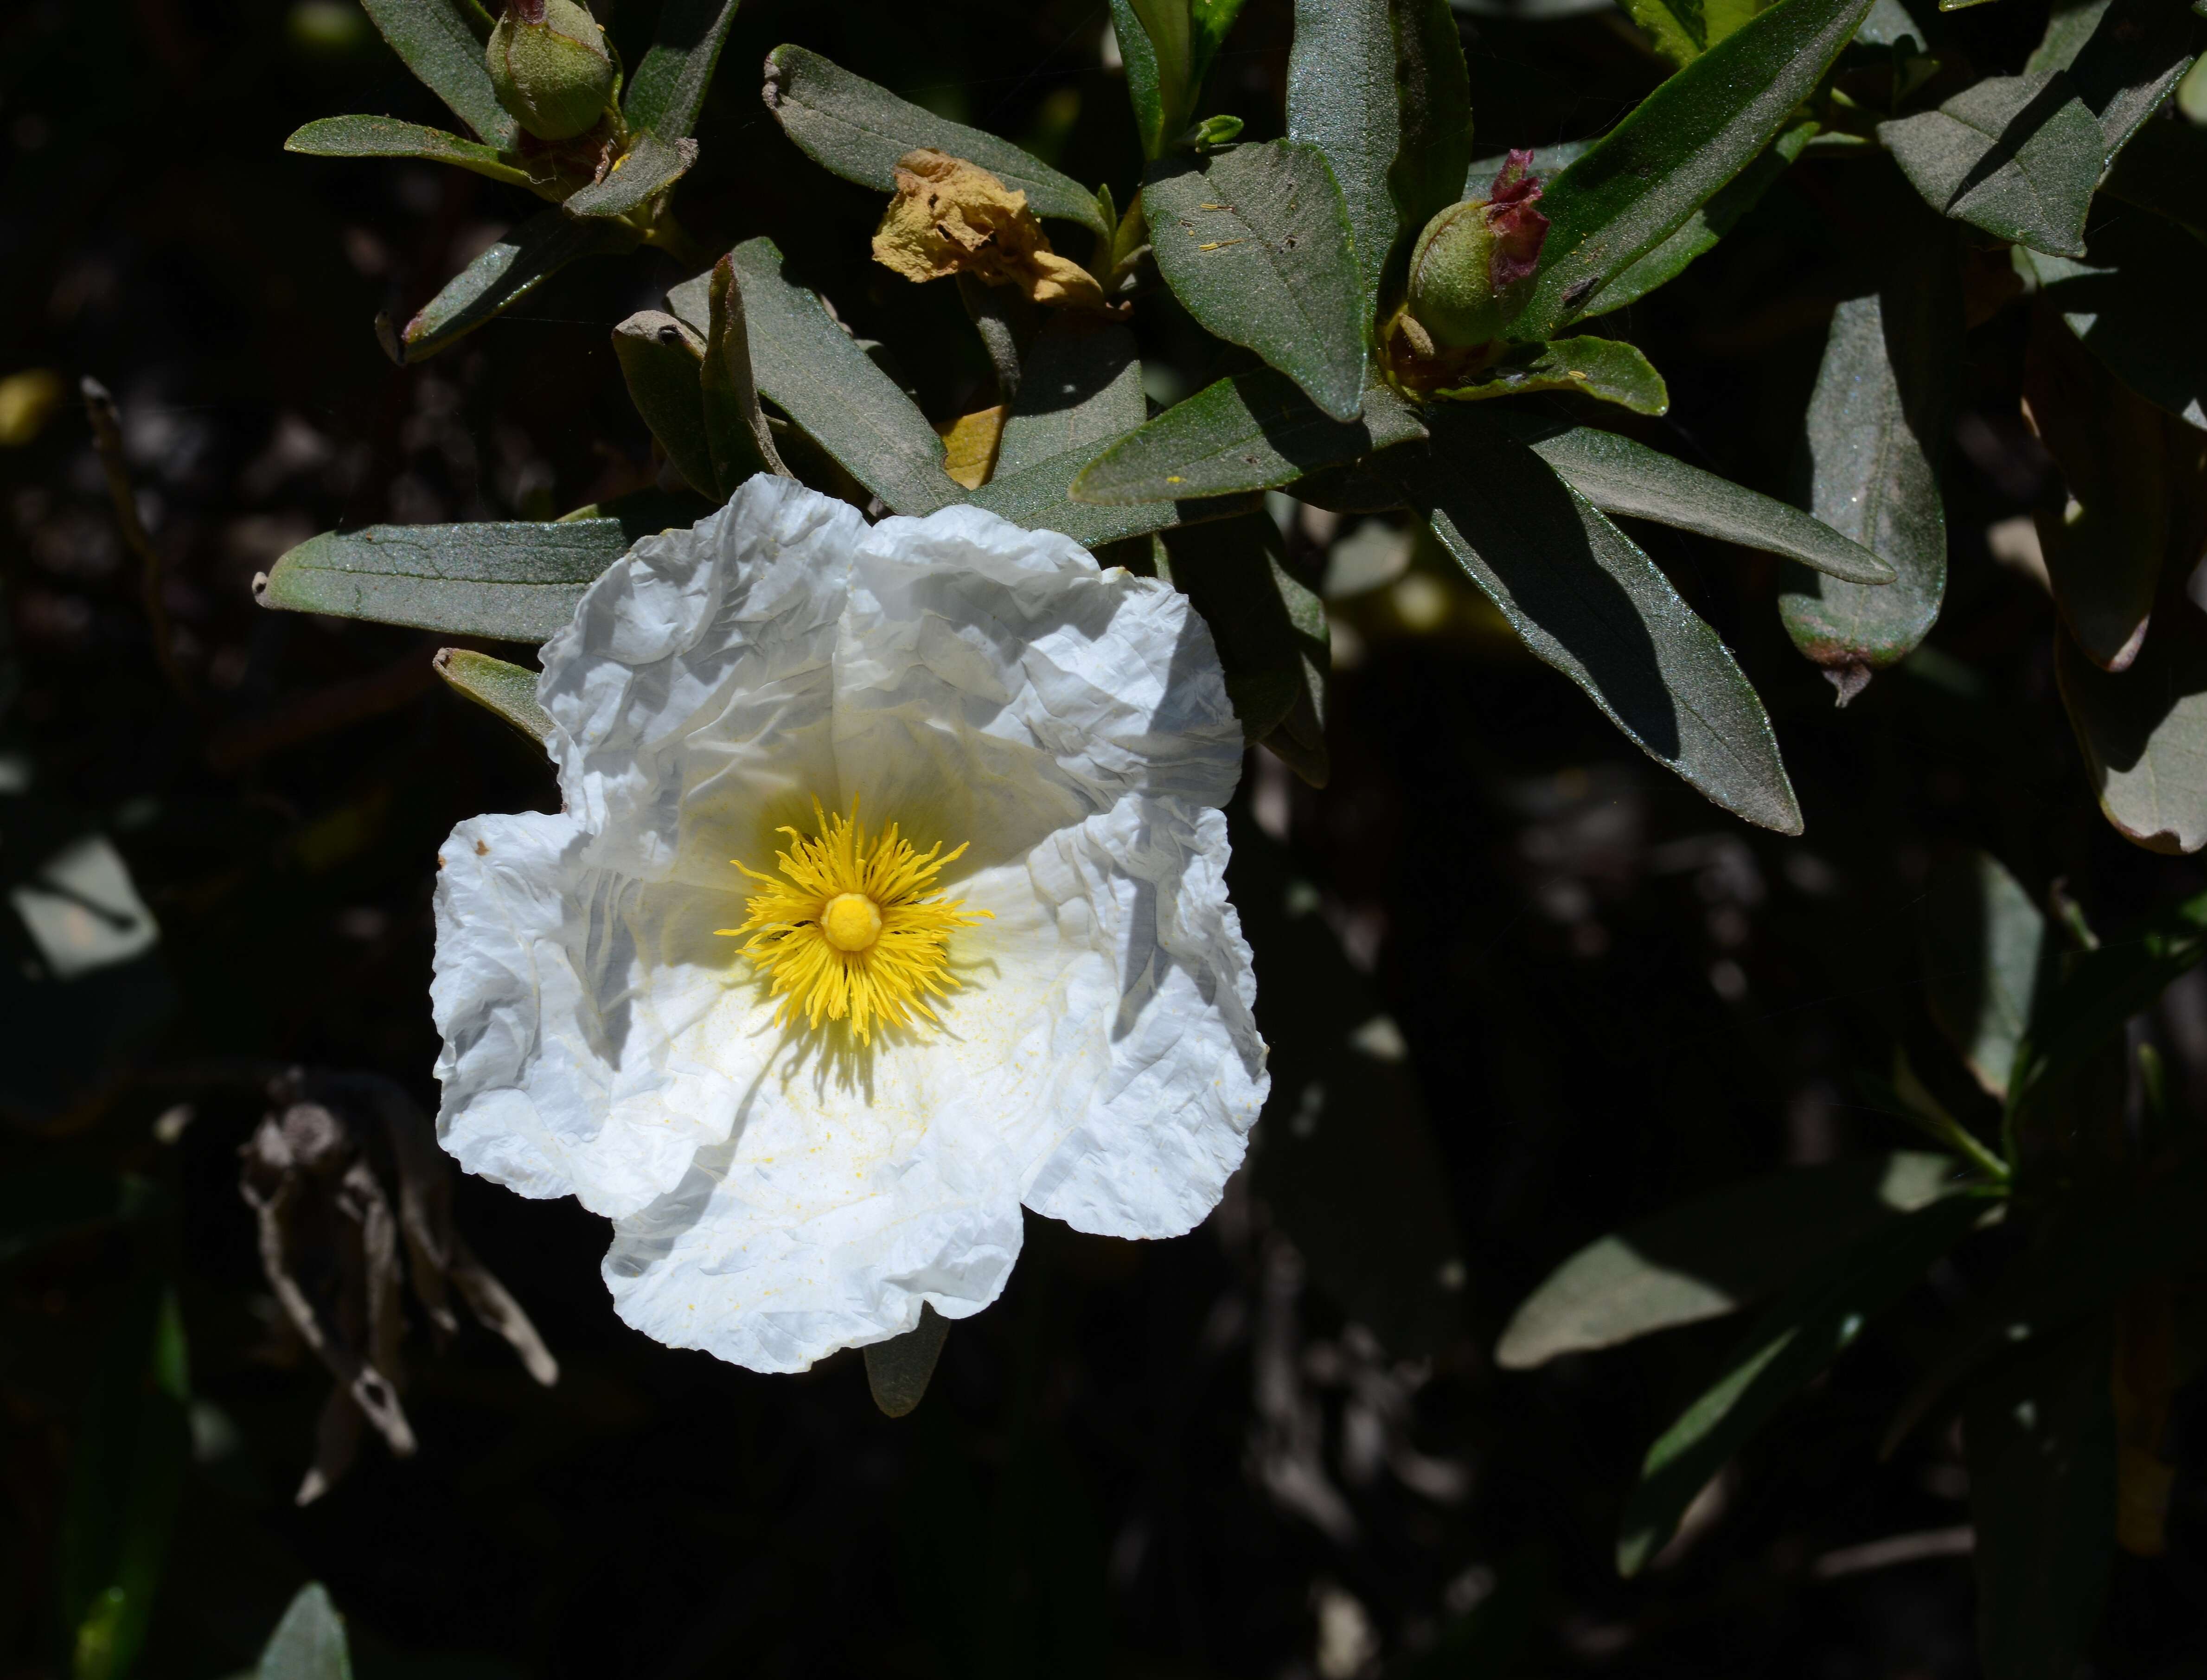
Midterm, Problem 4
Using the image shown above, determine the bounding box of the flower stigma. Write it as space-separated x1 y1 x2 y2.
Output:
717 798 989 1043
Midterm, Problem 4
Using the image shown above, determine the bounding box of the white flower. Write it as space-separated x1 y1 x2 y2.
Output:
430 477 1268 1373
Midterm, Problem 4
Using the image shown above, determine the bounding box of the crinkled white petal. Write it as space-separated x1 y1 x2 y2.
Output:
434 479 1270 1371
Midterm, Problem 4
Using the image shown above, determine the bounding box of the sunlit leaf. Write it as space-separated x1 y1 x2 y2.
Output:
433 648 552 744
1143 141 1369 421
620 0 742 141
1616 1196 1982 1575
395 206 638 364
284 115 532 189
1286 0 1472 327
563 131 699 218
1513 0 1877 337
1879 73 2101 257
358 0 517 149
1424 336 1669 415
1498 1152 1962 1367
1074 369 1426 504
763 45 1109 235
613 310 716 499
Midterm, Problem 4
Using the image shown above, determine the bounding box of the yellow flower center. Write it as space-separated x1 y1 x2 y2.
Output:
716 798 988 1044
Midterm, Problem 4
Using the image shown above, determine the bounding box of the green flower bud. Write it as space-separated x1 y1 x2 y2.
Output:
487 0 615 143
1404 151 1551 351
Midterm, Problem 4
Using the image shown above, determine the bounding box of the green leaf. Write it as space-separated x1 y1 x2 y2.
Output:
1425 335 1670 415
1190 0 1252 80
612 310 716 499
2021 216 2207 431
256 1584 355 1680
1877 73 2102 256
761 45 1109 236
863 1306 949 1418
1286 0 1472 327
1111 0 1194 158
1586 120 1816 317
1143 141 1369 421
1513 0 1877 337
964 320 1260 544
2065 0 2205 164
1498 1153 1964 1368
1476 406 1894 583
993 313 1146 479
1073 369 1426 504
393 205 637 364
1624 0 1769 66
283 116 533 189
700 253 788 494
620 0 741 141
2030 0 2113 71
1407 422 1803 832
2056 581 2207 855
563 130 700 218
1234 818 1465 1353
1161 511 1330 764
63 1261 188 1680
1923 852 2058 1101
433 648 552 743
1778 224 1958 699
2023 305 2169 672
1965 1322 2118 1680
1616 1196 1982 1575
358 0 518 149
258 519 631 641
672 239 964 515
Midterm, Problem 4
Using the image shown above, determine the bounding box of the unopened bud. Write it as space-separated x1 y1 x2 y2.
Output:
487 0 615 142
1404 151 1551 350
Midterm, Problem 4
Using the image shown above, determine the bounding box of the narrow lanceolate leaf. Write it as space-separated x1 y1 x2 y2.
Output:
612 311 717 500
1476 407 1894 583
761 45 1108 235
672 240 963 515
1615 1197 1982 1576
396 207 638 364
358 0 517 149
1778 226 1958 701
256 1583 356 1680
1878 73 2102 257
1588 120 1815 317
2024 306 2167 672
1286 0 1473 326
971 457 1256 549
1163 512 1330 761
2065 0 2205 165
1497 1152 1964 1368
1408 425 1804 833
2057 594 2207 855
2021 217 2207 431
620 0 742 141
1143 141 1369 421
1427 336 1669 415
1111 0 1194 159
1513 0 1878 338
701 254 787 493
1966 1323 2118 1680
1625 0 1767 64
1074 369 1426 504
433 648 552 743
1922 852 2056 1101
563 132 700 218
257 520 631 641
284 116 532 189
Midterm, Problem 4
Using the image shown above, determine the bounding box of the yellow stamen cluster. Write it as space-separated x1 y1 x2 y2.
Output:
717 799 988 1044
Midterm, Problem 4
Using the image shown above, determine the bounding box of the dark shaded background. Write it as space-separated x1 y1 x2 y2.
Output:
4 2 2205 1676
